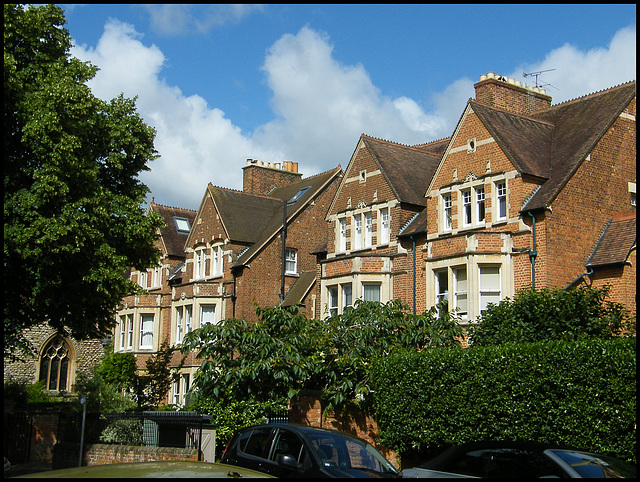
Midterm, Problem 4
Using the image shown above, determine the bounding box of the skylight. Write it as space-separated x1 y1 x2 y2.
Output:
288 186 310 204
174 217 190 233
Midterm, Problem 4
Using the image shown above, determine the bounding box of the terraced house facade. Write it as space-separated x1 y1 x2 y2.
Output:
9 73 632 406
121 74 633 406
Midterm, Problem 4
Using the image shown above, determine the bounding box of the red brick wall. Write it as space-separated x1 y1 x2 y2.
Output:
474 76 552 115
83 444 198 466
541 106 636 291
288 393 401 470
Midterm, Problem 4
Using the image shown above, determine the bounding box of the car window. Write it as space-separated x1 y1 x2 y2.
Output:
239 427 272 458
485 448 566 478
307 432 397 474
441 448 492 477
548 450 637 478
269 429 305 463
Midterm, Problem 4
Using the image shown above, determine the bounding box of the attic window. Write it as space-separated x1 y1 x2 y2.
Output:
288 186 310 204
360 170 367 183
467 138 477 153
174 217 191 233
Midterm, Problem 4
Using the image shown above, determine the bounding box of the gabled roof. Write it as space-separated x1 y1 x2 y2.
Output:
523 81 636 210
232 167 343 268
361 135 442 207
469 101 554 180
149 202 197 257
586 213 636 268
281 271 316 307
209 187 283 244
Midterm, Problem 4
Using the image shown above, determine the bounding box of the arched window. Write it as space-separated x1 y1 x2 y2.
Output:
39 336 71 391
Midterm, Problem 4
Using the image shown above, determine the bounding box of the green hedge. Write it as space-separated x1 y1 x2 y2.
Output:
371 338 636 463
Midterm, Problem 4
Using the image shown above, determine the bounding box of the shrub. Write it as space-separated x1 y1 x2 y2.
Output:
371 338 636 464
468 285 634 346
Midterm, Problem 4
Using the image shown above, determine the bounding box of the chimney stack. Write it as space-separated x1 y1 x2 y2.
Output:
243 159 303 195
474 72 552 115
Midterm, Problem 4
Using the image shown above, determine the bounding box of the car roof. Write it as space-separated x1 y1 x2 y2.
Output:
421 440 580 469
239 423 370 442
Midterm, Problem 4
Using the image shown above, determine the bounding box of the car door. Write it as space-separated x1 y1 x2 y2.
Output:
231 426 274 474
262 427 311 477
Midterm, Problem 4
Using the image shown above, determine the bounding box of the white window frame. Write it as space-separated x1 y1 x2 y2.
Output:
338 218 347 253
119 316 126 349
139 313 154 350
362 282 381 302
342 283 353 309
126 314 134 349
364 213 373 248
442 194 452 232
194 247 206 279
200 304 216 327
479 265 502 312
476 186 486 225
328 286 338 318
462 189 472 227
380 208 390 245
435 270 449 315
175 304 192 344
354 215 362 250
496 181 507 221
211 244 224 277
453 266 468 321
285 248 298 274
138 270 147 289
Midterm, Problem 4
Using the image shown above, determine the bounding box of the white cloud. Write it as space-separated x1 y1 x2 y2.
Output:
142 4 265 35
70 20 636 210
253 26 447 176
510 24 636 103
71 19 281 210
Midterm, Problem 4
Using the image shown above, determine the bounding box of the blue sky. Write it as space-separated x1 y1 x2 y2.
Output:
60 4 636 211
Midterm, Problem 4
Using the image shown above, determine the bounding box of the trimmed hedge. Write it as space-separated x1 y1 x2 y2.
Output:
371 338 636 463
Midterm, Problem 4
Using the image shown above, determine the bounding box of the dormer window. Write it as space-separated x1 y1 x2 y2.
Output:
174 217 190 233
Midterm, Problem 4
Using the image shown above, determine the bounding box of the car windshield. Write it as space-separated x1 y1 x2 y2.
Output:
547 450 636 478
306 432 397 474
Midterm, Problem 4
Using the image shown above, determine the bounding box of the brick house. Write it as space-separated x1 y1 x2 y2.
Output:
113 202 197 401
396 73 636 323
116 161 342 405
319 134 447 317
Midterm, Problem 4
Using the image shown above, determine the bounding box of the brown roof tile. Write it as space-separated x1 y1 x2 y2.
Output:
586 213 636 267
362 135 442 207
150 203 197 257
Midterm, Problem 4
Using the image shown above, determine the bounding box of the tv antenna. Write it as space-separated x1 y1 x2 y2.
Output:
523 68 558 90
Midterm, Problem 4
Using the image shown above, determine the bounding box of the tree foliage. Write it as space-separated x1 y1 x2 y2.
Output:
180 299 464 410
468 285 634 347
4 4 165 360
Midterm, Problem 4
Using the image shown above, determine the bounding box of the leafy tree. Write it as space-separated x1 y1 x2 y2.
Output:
94 349 137 392
137 340 185 409
468 285 634 347
181 299 463 410
4 4 164 360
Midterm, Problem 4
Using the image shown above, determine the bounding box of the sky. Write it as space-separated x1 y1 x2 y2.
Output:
60 4 636 211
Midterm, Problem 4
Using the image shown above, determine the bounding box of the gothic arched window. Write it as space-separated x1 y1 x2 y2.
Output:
39 336 71 391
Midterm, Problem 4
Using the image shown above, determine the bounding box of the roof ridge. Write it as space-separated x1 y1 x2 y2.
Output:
362 133 440 153
470 99 555 126
300 165 342 181
549 80 636 109
413 137 451 148
150 201 197 214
